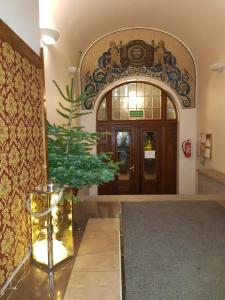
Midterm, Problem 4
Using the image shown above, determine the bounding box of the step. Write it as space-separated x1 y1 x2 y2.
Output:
63 218 122 300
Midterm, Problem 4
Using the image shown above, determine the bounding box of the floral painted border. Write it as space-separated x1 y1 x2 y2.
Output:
81 36 195 110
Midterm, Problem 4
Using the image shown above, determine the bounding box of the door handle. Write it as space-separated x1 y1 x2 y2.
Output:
129 164 134 174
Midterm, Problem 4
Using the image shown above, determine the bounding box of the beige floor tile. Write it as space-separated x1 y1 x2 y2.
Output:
85 219 120 232
83 194 225 202
87 218 120 224
74 254 120 272
78 235 119 255
82 230 119 241
63 218 121 300
63 271 121 300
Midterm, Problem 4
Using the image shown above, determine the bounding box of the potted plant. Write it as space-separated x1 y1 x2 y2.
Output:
47 78 119 201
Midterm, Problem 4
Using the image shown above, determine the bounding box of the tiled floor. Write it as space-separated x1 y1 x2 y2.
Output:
3 260 74 300
4 198 225 299
63 218 121 300
1 231 83 300
1 202 121 300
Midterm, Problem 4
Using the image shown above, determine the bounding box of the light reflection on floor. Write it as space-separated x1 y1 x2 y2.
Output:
4 231 83 300
3 201 120 300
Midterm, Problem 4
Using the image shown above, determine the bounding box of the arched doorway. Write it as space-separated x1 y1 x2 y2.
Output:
96 81 178 195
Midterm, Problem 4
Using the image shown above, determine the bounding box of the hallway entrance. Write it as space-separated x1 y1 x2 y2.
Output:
96 82 178 195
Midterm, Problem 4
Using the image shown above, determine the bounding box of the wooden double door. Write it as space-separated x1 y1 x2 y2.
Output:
97 122 177 195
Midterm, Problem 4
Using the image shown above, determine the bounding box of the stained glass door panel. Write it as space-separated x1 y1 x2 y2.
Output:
143 132 157 180
116 131 131 180
114 127 139 194
140 126 162 194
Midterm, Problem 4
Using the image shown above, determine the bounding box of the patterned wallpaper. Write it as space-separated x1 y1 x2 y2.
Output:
0 40 45 289
80 28 196 110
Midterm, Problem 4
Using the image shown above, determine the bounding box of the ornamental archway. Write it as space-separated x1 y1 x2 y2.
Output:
80 28 196 111
79 28 197 195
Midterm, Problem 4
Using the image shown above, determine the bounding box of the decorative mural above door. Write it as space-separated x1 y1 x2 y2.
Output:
80 28 196 110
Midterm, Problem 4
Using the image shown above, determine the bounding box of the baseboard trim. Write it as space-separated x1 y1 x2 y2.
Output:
0 248 31 297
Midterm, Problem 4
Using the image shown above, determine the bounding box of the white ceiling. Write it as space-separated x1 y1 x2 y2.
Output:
51 0 225 67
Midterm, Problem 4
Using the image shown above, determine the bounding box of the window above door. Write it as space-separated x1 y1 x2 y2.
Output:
97 82 177 122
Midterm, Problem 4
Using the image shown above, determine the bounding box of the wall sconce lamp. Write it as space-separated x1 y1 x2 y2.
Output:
40 28 60 45
210 62 225 73
68 66 77 75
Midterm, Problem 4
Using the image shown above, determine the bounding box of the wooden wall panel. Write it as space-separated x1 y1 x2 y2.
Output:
163 124 177 193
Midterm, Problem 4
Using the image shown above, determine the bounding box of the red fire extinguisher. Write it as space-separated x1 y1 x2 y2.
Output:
182 139 191 157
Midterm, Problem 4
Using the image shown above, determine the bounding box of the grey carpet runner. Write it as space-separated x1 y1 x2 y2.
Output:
122 201 225 300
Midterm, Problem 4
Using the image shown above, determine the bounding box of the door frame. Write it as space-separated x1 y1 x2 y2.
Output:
96 81 178 195
79 76 197 195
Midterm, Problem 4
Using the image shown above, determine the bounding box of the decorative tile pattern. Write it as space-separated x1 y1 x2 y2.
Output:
0 40 45 289
80 29 196 110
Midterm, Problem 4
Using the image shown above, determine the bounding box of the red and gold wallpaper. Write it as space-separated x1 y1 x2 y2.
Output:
0 40 45 289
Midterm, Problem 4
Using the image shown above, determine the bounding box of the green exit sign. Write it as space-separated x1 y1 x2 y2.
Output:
130 110 144 117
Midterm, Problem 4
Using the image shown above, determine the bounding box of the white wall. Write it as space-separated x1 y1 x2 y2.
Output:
39 0 225 190
80 76 197 195
197 66 225 174
41 0 225 192
43 45 72 125
38 0 77 124
0 0 40 54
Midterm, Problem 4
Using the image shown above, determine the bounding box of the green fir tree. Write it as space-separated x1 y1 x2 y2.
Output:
47 78 119 201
